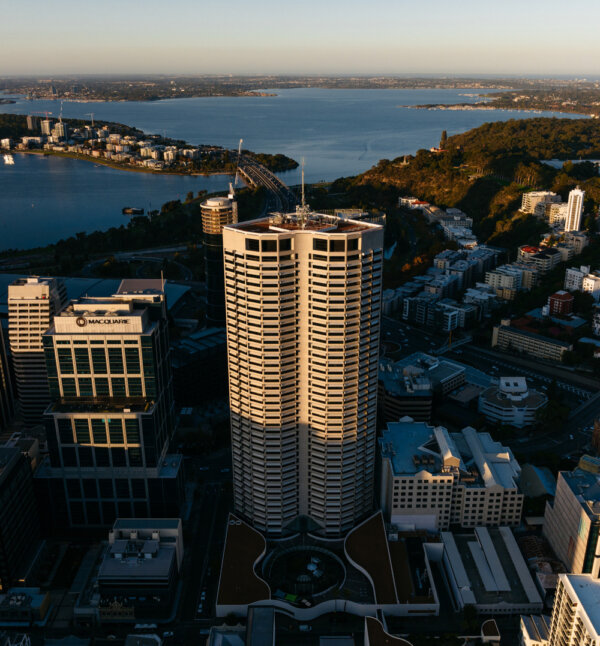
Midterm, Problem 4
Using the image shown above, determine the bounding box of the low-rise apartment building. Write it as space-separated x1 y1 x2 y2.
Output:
491 321 573 361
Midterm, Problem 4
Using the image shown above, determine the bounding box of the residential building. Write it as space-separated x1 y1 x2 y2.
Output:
8 276 68 427
491 321 572 361
40 120 52 136
544 464 600 576
565 187 585 232
0 447 41 592
582 273 600 301
223 208 384 536
201 195 237 326
548 291 574 316
379 419 523 531
478 377 547 428
485 266 523 292
35 279 184 529
563 231 589 254
564 265 590 292
521 191 561 215
518 246 562 274
546 574 600 645
96 519 183 622
546 202 569 227
593 305 600 337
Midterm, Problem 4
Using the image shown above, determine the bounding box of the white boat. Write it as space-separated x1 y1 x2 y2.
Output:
3 154 14 165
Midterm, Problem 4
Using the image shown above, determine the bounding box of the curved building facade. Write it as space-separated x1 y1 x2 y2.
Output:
201 196 237 326
223 210 384 536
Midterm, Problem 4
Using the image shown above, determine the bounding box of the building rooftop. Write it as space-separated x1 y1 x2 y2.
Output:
98 539 176 582
442 527 542 607
561 469 600 518
380 420 521 490
113 519 180 531
563 574 600 635
227 209 380 234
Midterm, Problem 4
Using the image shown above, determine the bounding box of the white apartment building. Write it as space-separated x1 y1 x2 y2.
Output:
546 202 568 227
564 265 590 291
379 419 523 531
565 187 585 232
485 265 523 291
8 276 67 427
548 574 600 645
223 208 384 536
521 191 561 215
582 273 600 301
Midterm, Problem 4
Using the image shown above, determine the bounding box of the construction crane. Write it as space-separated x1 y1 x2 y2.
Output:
33 111 52 119
58 100 64 122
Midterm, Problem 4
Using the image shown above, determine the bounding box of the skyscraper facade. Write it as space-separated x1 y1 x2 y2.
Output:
565 187 585 232
201 194 237 326
36 280 183 529
8 276 68 428
0 325 15 433
223 209 383 536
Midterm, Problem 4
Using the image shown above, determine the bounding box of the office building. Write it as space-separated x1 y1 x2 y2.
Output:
35 280 184 529
201 195 237 326
546 574 600 646
478 377 547 429
521 191 561 215
379 419 523 531
565 187 585 232
544 464 600 577
378 361 433 423
8 276 67 427
223 208 383 535
0 447 41 592
491 321 572 361
96 519 183 622
0 326 14 433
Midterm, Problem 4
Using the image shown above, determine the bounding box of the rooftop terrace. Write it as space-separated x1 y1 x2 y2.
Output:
229 210 378 234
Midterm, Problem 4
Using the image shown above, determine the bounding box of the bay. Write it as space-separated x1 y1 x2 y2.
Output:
0 88 578 250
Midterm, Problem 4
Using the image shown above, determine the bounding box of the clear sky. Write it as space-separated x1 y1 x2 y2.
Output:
2 0 600 76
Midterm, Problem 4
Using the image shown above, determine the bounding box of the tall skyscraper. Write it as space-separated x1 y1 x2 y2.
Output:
223 208 384 536
0 325 15 433
8 277 68 428
201 194 237 326
565 187 585 232
40 119 52 136
36 280 183 529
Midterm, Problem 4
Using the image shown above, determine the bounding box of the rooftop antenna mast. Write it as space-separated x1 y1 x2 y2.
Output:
298 158 309 229
59 100 64 123
234 138 243 187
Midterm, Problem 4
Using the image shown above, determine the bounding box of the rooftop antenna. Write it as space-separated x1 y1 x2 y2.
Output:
59 100 64 123
85 112 95 128
301 158 306 209
161 269 165 292
297 158 310 229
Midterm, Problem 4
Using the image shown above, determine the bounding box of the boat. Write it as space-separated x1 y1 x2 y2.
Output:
122 207 144 215
3 154 14 165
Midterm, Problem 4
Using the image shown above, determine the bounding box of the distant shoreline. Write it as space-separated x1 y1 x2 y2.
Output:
12 149 236 178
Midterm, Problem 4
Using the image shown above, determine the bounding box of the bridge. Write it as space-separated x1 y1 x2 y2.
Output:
237 155 298 213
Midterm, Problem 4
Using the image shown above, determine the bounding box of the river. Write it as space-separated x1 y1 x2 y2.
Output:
0 88 578 250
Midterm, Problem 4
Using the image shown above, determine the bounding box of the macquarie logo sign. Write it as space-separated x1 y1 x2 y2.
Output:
56 314 145 334
76 317 130 327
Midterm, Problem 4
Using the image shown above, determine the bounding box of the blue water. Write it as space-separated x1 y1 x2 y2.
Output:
0 88 579 250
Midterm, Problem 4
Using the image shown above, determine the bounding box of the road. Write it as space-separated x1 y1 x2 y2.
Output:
238 155 297 213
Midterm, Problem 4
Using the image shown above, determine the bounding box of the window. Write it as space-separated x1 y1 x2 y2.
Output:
330 239 345 252
91 419 107 444
348 238 359 250
98 479 114 498
74 348 90 373
108 348 124 373
78 377 93 397
95 378 110 396
125 419 140 444
95 446 110 467
74 419 90 443
245 238 259 251
280 238 291 251
112 378 126 397
128 378 143 397
262 240 277 252
91 348 107 373
57 348 74 373
125 348 141 373
313 239 327 251
108 418 124 444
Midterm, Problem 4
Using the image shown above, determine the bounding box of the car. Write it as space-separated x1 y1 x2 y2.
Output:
569 435 574 441
198 466 209 471
201 591 206 601
299 625 312 632
220 468 230 473
163 632 174 638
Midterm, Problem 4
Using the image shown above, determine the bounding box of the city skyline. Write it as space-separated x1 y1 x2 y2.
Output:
2 0 600 75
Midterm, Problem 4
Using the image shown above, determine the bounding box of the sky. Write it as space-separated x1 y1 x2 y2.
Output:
2 0 600 76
